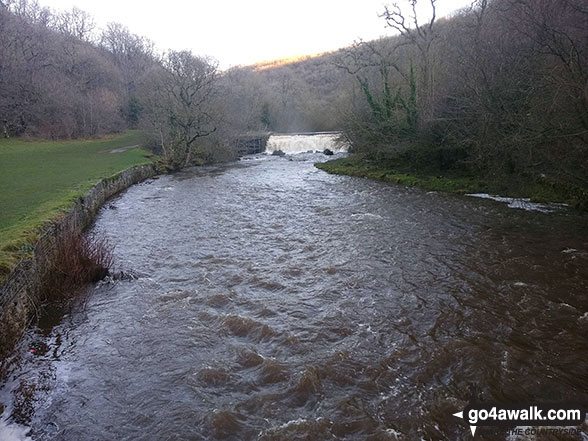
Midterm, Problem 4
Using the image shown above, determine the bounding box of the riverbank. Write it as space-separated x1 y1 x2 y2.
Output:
0 163 157 360
0 131 154 282
0 131 158 360
315 155 588 210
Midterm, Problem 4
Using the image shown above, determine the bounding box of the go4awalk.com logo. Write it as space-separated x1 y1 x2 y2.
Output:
453 401 587 437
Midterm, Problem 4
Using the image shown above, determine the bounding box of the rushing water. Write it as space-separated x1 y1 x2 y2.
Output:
1 152 588 441
266 133 349 155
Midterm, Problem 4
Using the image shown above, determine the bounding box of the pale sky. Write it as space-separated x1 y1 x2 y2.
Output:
38 0 473 68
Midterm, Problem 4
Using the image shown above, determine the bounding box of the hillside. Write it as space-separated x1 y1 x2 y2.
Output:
224 0 588 208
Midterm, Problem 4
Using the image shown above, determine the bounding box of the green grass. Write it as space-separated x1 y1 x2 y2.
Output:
316 156 486 194
0 131 154 280
315 155 588 210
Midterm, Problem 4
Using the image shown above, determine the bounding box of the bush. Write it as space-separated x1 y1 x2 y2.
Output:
41 230 114 305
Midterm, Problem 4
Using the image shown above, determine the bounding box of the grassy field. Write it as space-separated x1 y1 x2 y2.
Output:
0 131 153 279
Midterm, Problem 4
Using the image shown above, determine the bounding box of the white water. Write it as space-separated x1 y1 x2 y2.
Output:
265 133 349 154
466 193 568 213
0 382 31 441
0 418 31 441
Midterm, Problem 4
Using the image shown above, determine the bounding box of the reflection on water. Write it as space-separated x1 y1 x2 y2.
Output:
1 153 588 441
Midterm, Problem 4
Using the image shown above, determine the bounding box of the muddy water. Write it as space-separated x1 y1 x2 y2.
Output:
3 154 588 440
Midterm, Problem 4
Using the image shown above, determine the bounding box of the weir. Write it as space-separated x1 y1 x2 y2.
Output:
236 132 271 155
237 132 350 156
265 132 350 154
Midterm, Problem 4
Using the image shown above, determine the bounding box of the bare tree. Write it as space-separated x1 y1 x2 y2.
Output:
100 23 155 126
141 51 219 170
380 0 439 122
53 7 95 41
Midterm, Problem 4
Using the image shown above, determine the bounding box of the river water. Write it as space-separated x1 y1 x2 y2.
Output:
1 153 588 441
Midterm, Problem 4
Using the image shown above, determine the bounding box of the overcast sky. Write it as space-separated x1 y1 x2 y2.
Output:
38 0 473 68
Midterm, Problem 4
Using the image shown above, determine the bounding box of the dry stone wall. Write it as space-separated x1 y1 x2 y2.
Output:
0 164 156 357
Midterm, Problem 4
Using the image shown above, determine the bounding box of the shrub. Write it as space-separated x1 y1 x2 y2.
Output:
41 230 114 305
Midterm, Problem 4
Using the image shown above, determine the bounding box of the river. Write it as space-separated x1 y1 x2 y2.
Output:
1 152 588 440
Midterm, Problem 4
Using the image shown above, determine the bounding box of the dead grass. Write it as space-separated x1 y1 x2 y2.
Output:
41 230 114 305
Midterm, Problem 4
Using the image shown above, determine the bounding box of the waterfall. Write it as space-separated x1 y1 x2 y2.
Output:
265 132 349 155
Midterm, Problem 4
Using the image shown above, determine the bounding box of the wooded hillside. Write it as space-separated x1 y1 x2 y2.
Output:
224 0 588 198
2 0 587 196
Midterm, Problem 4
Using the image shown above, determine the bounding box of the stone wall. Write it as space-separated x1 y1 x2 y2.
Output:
0 164 157 357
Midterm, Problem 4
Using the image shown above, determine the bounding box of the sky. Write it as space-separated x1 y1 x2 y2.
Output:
38 0 473 68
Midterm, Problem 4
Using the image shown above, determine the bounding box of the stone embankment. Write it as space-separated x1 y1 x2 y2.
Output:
0 164 156 358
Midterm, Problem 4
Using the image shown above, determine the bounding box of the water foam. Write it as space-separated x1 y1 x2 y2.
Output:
466 193 567 213
265 133 349 155
0 418 32 441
